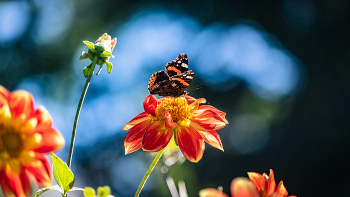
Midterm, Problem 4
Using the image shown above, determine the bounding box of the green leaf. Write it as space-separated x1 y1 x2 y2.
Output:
71 187 85 192
83 41 95 51
105 61 113 74
83 64 93 78
50 152 75 195
35 185 62 197
83 187 96 197
100 51 112 57
97 186 111 197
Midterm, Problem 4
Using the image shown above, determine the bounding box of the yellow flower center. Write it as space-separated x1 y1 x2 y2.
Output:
155 97 199 123
0 129 23 158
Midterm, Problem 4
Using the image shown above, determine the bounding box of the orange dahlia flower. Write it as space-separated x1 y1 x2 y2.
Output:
248 169 296 197
123 95 228 163
199 177 259 197
0 86 64 197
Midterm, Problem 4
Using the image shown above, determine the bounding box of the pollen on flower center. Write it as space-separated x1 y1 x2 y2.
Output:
155 97 196 123
1 130 23 158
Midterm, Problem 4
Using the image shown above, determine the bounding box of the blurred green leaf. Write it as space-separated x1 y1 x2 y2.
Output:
97 186 111 197
83 64 93 78
83 41 95 51
105 61 113 74
83 187 96 197
50 152 75 195
35 185 62 197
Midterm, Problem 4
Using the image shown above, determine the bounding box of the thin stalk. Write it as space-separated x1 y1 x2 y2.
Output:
134 149 165 197
67 56 98 168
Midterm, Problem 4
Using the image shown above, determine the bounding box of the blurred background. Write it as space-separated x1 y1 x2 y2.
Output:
0 0 349 196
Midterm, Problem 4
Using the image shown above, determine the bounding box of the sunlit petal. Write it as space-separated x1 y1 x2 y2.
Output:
163 110 177 129
248 172 266 192
197 105 227 122
177 126 205 163
0 168 30 197
230 177 259 197
23 153 51 188
32 106 52 127
143 95 157 116
198 130 223 151
30 126 64 153
123 112 149 131
124 120 151 154
199 188 229 197
142 121 173 152
273 181 288 197
9 90 34 121
266 169 276 196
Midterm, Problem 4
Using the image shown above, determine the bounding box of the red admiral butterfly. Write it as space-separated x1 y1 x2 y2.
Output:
148 53 194 97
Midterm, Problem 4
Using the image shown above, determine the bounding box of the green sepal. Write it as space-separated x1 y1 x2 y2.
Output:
35 185 62 197
80 52 93 62
83 187 96 197
100 51 113 58
94 45 105 53
96 65 103 75
50 152 75 195
83 64 93 78
105 61 113 74
83 41 95 52
97 186 111 197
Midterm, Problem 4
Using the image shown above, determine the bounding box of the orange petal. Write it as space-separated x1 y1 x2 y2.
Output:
32 106 52 127
184 95 198 105
192 109 228 131
30 126 65 153
199 188 229 197
176 126 205 163
197 105 227 121
9 90 34 121
0 167 31 197
266 169 276 196
123 112 149 131
0 85 10 100
23 153 52 188
124 120 151 154
247 172 266 192
273 181 288 197
231 177 259 197
198 130 224 151
163 110 178 129
142 121 173 152
143 95 157 116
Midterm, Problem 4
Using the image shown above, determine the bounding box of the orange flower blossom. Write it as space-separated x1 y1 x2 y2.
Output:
0 86 64 197
248 169 296 197
123 95 228 163
199 177 259 197
199 169 296 197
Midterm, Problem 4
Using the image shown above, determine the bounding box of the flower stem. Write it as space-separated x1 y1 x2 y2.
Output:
134 148 165 197
67 56 98 168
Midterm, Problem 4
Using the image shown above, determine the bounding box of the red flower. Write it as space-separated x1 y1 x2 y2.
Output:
0 86 65 197
248 169 296 197
123 95 228 163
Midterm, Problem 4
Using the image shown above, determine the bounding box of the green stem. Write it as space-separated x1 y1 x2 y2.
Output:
67 56 98 168
134 149 165 197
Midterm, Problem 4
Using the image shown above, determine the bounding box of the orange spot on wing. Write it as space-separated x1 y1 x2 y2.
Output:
167 67 181 75
149 75 157 88
171 78 189 86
